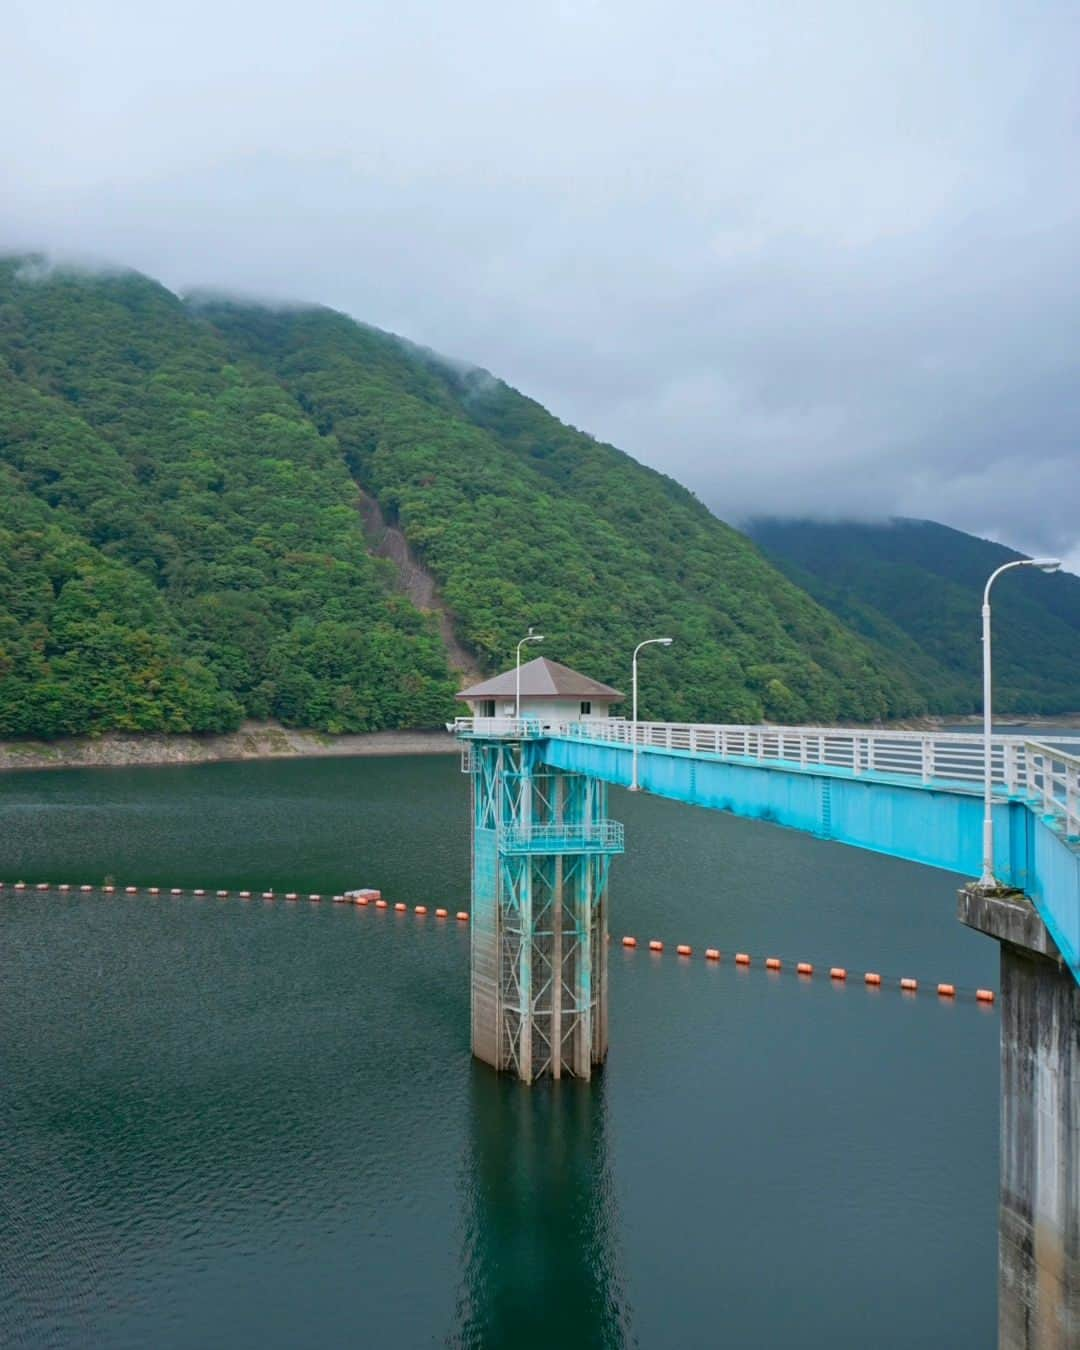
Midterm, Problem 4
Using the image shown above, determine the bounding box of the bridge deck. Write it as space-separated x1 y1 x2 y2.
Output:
454 719 1080 984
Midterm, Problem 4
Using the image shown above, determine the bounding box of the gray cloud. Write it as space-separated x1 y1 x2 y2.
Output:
4 0 1078 569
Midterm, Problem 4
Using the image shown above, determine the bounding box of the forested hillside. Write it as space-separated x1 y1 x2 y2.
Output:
0 254 922 738
750 518 1080 714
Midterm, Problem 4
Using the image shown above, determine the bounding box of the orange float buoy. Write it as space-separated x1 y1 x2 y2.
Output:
415 905 428 915
649 939 663 952
435 907 449 918
830 967 847 981
864 971 881 986
976 988 996 1004
937 983 956 998
622 935 637 947
735 952 750 965
395 902 407 912
900 977 918 992
765 957 781 970
797 962 813 976
375 898 389 909
677 944 692 956
356 895 369 905
705 948 720 960
456 911 469 922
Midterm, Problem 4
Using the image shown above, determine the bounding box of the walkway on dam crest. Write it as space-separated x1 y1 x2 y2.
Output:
455 717 1080 985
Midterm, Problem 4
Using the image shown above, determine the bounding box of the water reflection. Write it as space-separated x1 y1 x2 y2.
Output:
452 1065 634 1349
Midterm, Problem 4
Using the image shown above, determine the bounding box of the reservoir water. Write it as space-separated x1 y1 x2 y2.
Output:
1 753 1000 1347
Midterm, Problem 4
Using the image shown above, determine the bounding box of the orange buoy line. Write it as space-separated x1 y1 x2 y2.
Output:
1 888 1000 1001
614 929 993 1004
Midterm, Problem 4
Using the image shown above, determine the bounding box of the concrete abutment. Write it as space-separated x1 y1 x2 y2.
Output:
960 885 1080 1349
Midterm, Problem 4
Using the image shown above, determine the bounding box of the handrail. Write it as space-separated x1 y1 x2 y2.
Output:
452 715 1080 798
560 719 1080 792
1023 740 1080 839
498 821 625 851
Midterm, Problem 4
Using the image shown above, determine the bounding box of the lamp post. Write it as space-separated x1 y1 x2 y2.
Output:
630 637 673 792
515 629 544 718
978 556 1061 888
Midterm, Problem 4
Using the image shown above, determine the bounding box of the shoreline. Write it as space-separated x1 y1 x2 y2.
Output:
0 723 458 773
2 711 1078 775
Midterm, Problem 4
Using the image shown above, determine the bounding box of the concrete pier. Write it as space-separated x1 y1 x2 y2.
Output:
959 885 1080 1349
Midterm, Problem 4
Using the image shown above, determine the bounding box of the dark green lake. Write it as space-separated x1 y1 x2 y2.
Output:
1 753 999 1347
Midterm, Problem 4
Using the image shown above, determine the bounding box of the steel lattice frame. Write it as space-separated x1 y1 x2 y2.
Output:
467 738 622 1082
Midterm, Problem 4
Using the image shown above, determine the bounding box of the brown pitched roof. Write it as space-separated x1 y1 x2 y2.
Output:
456 657 624 702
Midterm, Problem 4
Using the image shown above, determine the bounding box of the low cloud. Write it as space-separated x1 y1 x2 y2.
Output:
3 0 1077 567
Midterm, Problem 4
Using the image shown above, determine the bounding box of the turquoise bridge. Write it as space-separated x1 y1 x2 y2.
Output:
456 716 1080 1048
456 714 1080 1343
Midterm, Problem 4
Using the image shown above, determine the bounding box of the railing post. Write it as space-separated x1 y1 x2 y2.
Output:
852 735 862 775
1004 742 1018 794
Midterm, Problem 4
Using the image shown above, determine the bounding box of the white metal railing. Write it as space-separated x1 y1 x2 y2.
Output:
1023 741 1080 838
453 714 1080 812
450 716 547 738
498 821 625 851
561 719 1080 794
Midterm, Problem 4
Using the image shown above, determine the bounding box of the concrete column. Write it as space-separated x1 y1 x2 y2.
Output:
959 887 1080 1349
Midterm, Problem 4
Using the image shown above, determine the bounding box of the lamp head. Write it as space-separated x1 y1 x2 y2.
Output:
659 637 674 646
1029 558 1061 573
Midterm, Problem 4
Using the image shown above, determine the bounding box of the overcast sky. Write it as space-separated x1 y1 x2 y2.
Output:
4 1 1078 570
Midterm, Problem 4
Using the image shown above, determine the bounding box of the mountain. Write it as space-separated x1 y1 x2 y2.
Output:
748 517 1080 715
0 254 922 739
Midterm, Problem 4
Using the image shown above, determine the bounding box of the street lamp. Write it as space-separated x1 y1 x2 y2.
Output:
978 556 1061 888
515 629 544 717
630 637 673 792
